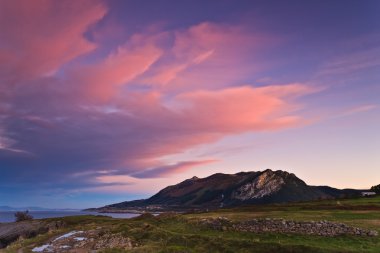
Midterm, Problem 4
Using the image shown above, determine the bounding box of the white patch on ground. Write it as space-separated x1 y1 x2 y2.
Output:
74 237 87 241
53 231 83 241
31 231 85 252
32 244 51 252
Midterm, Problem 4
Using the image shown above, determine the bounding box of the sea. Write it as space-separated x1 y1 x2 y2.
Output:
0 211 140 223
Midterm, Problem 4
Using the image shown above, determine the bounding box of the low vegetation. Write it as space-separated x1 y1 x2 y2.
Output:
2 196 380 253
14 211 33 222
370 184 380 194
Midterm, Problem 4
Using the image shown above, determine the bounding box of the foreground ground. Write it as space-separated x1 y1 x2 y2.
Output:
1 196 380 253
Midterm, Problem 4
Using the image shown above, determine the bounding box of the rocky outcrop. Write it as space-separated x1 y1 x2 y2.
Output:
0 220 65 249
200 217 378 237
231 170 285 200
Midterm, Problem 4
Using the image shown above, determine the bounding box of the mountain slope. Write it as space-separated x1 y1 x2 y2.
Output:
99 169 362 211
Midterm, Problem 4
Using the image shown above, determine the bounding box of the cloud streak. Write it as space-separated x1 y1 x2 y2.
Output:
131 160 218 178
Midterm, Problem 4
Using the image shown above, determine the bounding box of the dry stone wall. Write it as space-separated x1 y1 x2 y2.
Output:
201 217 378 237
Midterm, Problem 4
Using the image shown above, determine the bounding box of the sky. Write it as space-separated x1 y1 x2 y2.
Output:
0 0 379 209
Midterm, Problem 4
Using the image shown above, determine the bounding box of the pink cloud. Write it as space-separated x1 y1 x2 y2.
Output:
139 22 275 90
170 84 314 133
0 0 106 82
68 38 162 101
95 83 316 178
144 49 215 86
45 82 314 182
172 22 256 61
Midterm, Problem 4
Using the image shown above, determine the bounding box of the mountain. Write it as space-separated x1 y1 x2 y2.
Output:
0 206 79 211
93 169 362 211
0 206 50 211
0 206 15 211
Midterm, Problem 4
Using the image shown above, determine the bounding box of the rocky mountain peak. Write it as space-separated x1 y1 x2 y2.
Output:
231 170 286 201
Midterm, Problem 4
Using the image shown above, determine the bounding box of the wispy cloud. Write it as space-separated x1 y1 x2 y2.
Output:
316 34 380 78
131 159 218 178
340 104 377 117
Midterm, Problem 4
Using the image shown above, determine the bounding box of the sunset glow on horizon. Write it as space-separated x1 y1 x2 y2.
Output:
0 0 379 208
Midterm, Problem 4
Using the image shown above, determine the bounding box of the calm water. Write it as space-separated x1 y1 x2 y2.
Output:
0 211 139 223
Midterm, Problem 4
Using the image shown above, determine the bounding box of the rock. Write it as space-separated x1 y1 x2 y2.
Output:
0 220 65 249
368 230 378 237
231 170 285 200
94 232 133 250
30 229 134 252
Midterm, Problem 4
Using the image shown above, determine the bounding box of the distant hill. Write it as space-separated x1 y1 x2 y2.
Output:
0 206 49 211
0 206 79 211
90 169 363 211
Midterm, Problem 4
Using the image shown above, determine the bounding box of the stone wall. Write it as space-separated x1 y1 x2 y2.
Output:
201 217 378 237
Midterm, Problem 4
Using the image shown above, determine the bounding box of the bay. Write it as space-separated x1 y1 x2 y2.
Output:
0 211 139 223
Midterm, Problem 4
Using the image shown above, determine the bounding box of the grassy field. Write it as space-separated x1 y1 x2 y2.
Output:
2 196 380 253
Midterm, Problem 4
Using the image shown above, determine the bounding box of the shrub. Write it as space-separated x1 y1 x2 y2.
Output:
14 210 33 222
370 184 380 194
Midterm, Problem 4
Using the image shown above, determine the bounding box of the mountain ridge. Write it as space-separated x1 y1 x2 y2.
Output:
89 169 363 212
0 206 80 211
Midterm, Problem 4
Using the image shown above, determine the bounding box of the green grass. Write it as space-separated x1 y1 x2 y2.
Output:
2 196 380 253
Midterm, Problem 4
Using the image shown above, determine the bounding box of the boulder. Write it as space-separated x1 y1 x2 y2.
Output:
0 220 65 248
